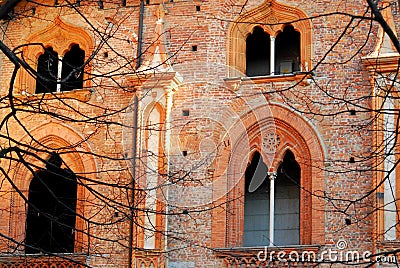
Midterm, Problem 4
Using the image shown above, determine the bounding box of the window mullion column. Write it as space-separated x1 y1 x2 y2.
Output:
268 171 277 246
57 56 63 92
270 36 275 75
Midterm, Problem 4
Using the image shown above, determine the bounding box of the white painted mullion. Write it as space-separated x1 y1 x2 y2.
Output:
270 36 275 76
56 56 63 92
268 171 277 246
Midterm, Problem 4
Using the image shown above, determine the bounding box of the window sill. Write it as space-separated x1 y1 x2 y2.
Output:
13 89 92 103
225 72 312 86
376 240 400 248
0 253 88 267
215 245 320 266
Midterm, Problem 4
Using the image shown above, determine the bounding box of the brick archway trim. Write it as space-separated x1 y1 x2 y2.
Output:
17 16 94 93
227 0 312 76
211 103 325 248
8 121 97 253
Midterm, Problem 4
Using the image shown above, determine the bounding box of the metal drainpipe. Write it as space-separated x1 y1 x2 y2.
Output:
127 94 139 268
128 1 144 266
136 0 144 69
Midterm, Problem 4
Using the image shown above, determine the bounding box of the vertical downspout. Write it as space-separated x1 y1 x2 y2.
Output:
128 95 139 268
128 1 144 266
164 87 174 267
136 0 145 69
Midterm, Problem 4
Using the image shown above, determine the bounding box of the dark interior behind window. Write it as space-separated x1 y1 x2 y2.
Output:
35 47 58 94
246 27 270 77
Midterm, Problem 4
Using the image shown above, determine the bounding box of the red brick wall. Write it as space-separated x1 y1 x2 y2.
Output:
0 0 383 267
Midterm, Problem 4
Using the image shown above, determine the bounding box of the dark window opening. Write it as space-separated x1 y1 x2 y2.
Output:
243 150 301 247
61 44 85 92
35 47 58 94
246 27 270 77
275 150 300 245
243 151 270 246
275 25 301 74
25 153 77 254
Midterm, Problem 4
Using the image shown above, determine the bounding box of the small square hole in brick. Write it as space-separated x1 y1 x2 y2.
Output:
192 45 198 51
196 5 200 11
104 52 108 58
182 151 188 157
349 157 355 163
182 109 190 116
349 109 356 115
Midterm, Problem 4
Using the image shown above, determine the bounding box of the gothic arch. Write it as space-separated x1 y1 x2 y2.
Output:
8 122 97 253
227 0 312 76
17 17 94 93
211 103 325 248
136 100 167 250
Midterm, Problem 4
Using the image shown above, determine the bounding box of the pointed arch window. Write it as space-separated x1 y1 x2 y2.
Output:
275 150 300 245
244 152 270 246
246 27 270 76
275 25 301 75
227 1 311 78
35 47 58 94
25 153 77 253
244 24 301 77
61 44 85 92
35 44 85 94
243 150 300 246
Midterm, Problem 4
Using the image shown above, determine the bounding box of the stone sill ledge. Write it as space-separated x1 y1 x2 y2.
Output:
12 89 92 103
215 244 321 257
0 253 88 267
215 245 321 267
134 248 164 256
224 72 312 86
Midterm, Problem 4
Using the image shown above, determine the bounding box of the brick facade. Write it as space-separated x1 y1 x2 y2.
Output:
0 0 398 267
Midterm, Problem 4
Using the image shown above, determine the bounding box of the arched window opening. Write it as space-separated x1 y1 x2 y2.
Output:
275 150 300 245
243 151 270 246
275 25 301 75
243 150 301 247
35 47 58 94
61 44 85 92
35 44 85 94
246 27 270 77
25 153 77 254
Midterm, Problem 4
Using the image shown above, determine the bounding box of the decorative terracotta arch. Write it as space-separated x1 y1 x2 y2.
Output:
16 16 94 93
211 103 325 248
227 0 312 76
8 121 97 253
